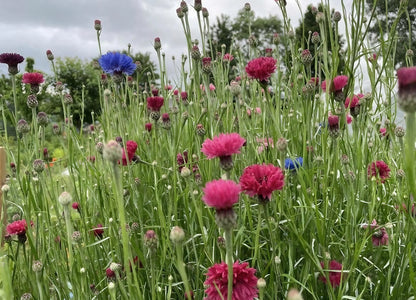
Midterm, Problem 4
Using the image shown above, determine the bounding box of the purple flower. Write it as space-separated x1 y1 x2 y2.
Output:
99 52 136 76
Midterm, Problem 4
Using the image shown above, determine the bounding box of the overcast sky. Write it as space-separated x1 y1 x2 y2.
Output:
0 0 354 80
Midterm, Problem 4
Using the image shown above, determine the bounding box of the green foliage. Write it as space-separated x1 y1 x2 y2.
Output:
209 9 283 58
365 0 416 67
50 57 100 126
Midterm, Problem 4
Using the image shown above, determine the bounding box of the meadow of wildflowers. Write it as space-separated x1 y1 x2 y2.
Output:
0 1 416 299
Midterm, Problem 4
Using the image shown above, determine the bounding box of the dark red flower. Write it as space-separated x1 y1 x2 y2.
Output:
72 202 80 210
121 140 138 166
6 219 27 236
245 57 277 82
367 160 390 183
106 268 116 280
319 260 343 288
0 53 24 74
145 123 152 132
93 224 104 238
147 96 164 111
204 261 258 300
239 164 284 202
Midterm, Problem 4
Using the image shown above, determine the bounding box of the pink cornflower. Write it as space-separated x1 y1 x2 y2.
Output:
239 164 284 202
379 128 387 137
201 133 245 159
202 179 240 210
204 261 258 300
223 53 234 61
256 137 274 154
201 133 246 170
321 75 348 92
209 83 216 91
319 260 344 288
367 160 390 183
22 72 44 85
6 219 27 236
147 96 164 112
245 56 277 82
344 94 364 109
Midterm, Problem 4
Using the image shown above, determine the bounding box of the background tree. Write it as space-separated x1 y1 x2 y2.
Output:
295 4 345 76
365 0 416 67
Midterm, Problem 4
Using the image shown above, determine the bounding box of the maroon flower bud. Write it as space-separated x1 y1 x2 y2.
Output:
94 20 102 31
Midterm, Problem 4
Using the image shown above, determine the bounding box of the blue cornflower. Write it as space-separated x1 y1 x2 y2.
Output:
99 52 136 76
284 157 303 171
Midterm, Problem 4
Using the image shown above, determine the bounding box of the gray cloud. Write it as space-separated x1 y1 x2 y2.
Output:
0 0 349 80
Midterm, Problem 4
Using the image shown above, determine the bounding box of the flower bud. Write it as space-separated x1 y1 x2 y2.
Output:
170 226 185 244
59 191 72 206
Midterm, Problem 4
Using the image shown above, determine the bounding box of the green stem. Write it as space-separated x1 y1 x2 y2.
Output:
36 273 44 300
405 113 416 205
224 228 233 300
112 162 133 290
11 75 18 122
252 209 262 267
32 107 38 156
63 205 73 270
175 244 191 298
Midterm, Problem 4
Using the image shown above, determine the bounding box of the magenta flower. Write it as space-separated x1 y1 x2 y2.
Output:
201 133 246 170
367 160 390 183
321 75 348 92
6 219 27 236
239 164 284 202
397 66 416 112
202 179 240 210
245 57 277 82
344 93 364 109
204 261 258 300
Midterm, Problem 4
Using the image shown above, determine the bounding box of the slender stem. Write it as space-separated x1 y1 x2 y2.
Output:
224 228 233 300
252 210 262 266
112 162 133 290
36 272 44 300
63 205 73 270
11 75 18 122
405 113 416 205
32 107 38 156
1 104 8 142
175 244 191 298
